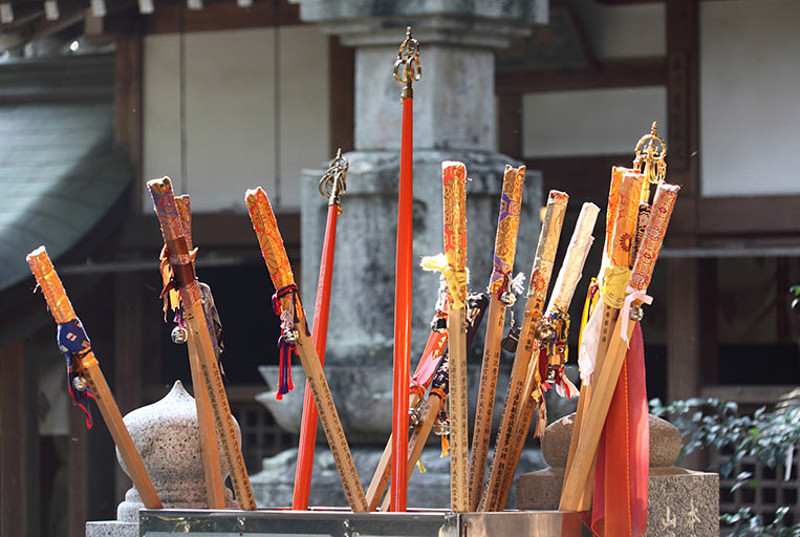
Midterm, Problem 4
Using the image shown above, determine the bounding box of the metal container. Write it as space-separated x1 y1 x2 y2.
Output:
139 508 586 536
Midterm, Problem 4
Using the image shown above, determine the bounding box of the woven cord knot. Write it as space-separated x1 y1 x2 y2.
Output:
57 318 95 429
272 284 306 400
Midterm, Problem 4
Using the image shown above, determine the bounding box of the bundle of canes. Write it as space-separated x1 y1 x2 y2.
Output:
366 293 449 511
487 202 600 512
149 178 256 510
377 293 489 512
27 247 162 510
468 164 526 511
479 190 568 512
565 167 646 511
293 149 349 510
559 180 679 515
246 187 368 512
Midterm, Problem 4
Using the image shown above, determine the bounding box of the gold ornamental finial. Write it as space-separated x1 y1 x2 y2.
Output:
318 148 348 213
393 26 421 99
633 121 667 202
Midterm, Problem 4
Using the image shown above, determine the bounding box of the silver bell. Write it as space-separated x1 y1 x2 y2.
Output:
546 365 559 382
72 376 87 392
433 416 450 436
629 305 645 322
282 329 299 344
171 326 188 344
535 323 556 341
409 407 422 428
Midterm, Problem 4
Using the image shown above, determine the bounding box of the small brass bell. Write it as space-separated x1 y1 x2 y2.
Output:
282 328 299 344
433 416 450 436
535 323 556 341
501 326 520 353
409 406 422 428
546 365 558 382
72 376 87 392
171 326 188 344
629 305 645 322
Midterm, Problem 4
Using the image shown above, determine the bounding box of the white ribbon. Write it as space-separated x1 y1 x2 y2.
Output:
578 301 604 385
618 285 653 345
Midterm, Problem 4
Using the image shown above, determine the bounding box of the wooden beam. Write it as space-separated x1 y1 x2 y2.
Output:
141 0 301 34
496 58 667 94
329 36 354 155
670 195 800 239
119 212 301 250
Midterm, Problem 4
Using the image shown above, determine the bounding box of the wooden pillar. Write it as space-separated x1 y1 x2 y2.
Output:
497 93 522 160
67 401 88 537
113 272 144 502
115 34 144 212
329 36 354 155
1 342 40 537
666 0 703 416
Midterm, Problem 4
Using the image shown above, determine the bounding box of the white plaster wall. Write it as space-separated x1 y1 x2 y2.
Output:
571 0 666 60
143 26 329 212
522 87 667 158
700 0 800 197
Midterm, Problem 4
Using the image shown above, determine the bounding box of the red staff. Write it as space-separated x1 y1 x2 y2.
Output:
390 26 421 512
292 150 348 510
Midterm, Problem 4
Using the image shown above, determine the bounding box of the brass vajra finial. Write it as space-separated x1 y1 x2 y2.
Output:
393 26 421 99
318 148 348 213
633 121 667 185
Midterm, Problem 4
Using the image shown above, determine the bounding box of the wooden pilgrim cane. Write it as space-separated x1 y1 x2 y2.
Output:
292 150 349 510
246 187 368 512
27 247 162 510
468 164 526 511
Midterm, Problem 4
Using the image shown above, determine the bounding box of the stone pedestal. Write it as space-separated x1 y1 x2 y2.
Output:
86 381 239 537
516 413 720 537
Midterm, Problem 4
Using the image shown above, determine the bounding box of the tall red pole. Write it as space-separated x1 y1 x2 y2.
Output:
390 27 421 513
292 151 348 510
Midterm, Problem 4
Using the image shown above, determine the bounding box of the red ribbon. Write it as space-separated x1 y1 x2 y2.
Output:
590 322 649 537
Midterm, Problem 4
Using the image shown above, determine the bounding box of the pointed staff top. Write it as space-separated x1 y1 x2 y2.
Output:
393 26 421 99
633 122 667 201
318 148 348 213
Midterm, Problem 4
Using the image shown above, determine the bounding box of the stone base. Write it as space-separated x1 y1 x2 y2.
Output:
85 521 137 537
516 466 719 537
252 445 546 510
